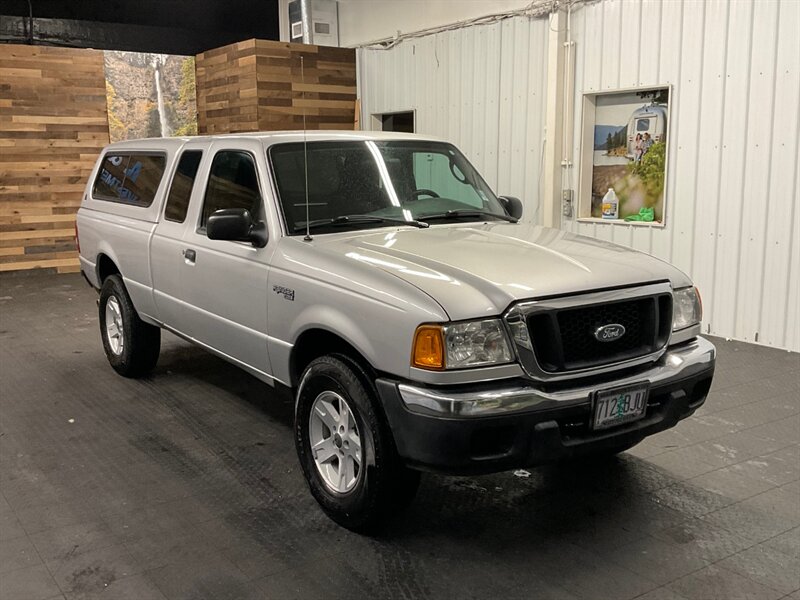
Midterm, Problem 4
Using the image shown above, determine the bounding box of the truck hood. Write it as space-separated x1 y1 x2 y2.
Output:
310 222 692 320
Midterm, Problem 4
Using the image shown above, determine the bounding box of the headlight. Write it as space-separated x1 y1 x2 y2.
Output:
445 320 514 368
672 286 702 331
411 319 514 370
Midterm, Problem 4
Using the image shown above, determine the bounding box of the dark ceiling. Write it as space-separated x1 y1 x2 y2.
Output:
0 0 280 55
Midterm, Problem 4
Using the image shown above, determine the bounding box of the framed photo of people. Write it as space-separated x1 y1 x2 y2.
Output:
578 86 671 225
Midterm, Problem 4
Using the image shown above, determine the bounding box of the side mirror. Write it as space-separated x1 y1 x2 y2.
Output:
206 208 268 248
498 196 523 220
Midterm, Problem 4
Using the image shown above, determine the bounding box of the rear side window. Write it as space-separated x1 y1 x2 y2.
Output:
92 153 166 207
201 151 261 226
164 151 203 223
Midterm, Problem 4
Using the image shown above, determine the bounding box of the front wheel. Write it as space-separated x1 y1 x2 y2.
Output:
295 355 419 532
99 275 160 378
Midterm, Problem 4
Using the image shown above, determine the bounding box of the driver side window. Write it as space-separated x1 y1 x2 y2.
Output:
412 152 484 208
201 151 261 227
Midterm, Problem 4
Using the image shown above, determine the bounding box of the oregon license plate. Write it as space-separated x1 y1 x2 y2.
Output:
593 383 649 430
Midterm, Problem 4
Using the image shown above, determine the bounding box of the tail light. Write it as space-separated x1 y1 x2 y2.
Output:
75 221 80 253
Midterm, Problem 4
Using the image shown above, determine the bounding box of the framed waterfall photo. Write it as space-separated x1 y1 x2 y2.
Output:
577 86 671 225
103 51 198 142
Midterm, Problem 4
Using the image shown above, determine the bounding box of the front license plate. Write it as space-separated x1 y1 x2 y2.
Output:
593 383 649 430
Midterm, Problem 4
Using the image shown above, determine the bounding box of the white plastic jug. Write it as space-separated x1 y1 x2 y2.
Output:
601 188 619 220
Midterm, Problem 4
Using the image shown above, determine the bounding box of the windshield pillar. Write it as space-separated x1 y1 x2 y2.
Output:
365 141 402 208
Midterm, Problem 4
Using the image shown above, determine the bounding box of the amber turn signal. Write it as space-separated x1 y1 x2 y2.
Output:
411 325 444 370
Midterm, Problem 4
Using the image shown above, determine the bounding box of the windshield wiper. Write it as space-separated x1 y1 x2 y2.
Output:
293 214 429 233
417 209 518 223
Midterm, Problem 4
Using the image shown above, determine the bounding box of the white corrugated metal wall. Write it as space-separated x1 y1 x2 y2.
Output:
357 0 800 351
563 0 799 351
358 16 550 215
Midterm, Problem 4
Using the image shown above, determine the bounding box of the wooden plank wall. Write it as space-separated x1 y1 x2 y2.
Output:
256 40 357 131
195 40 259 134
0 44 109 274
196 39 356 134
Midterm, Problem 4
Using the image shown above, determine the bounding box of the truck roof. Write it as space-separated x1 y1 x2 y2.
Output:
101 130 446 151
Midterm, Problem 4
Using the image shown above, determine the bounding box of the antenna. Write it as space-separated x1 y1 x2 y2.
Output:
301 56 312 242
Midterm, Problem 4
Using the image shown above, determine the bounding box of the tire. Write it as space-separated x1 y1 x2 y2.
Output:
295 354 420 532
99 274 160 378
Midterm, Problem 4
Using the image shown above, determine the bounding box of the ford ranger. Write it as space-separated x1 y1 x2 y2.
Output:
76 132 715 531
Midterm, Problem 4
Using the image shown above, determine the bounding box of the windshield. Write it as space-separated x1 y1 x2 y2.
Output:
269 140 509 234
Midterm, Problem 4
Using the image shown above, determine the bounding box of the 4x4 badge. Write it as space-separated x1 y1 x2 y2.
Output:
273 285 295 301
594 323 625 342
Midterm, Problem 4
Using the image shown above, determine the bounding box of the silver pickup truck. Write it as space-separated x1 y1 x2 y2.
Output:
77 131 715 531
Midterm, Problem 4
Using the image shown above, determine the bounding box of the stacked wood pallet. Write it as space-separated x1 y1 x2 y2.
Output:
0 44 109 274
196 39 356 134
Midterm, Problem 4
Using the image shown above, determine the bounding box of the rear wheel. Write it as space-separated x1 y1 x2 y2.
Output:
295 354 419 532
99 275 160 378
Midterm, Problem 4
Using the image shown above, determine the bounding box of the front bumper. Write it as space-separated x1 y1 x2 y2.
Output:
378 337 716 474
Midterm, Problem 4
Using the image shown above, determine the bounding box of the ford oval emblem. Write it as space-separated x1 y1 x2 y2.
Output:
594 323 626 342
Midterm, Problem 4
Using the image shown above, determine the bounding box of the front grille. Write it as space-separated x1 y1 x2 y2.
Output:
528 294 671 372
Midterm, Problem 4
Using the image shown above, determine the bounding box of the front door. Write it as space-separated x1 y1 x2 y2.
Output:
176 141 275 378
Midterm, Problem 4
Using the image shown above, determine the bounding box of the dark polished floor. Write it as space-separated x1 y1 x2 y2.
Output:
1 273 798 600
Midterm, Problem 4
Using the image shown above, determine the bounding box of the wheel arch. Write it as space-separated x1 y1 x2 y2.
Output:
96 252 121 284
289 327 377 390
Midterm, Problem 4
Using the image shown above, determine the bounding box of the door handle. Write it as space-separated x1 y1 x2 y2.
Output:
182 248 196 264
